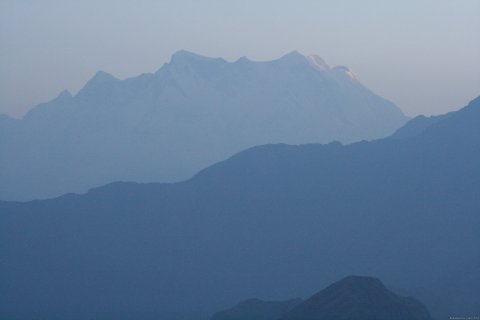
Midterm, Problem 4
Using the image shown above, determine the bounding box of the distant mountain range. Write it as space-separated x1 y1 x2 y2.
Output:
212 276 432 320
0 50 407 200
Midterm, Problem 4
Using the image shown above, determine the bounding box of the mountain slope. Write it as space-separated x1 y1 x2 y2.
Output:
211 298 302 320
0 50 407 201
0 97 478 319
390 113 452 139
281 276 432 320
405 260 480 320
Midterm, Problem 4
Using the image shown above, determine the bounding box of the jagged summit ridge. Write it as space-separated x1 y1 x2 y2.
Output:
166 50 346 75
90 70 118 83
80 51 356 91
169 49 227 65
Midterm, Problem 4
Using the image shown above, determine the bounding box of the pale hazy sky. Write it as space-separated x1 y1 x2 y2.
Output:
1 0 479 118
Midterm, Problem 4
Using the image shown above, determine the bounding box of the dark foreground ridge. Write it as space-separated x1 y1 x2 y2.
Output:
211 276 432 320
282 276 432 320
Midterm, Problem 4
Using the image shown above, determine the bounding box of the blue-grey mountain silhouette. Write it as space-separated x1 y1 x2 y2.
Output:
1 97 479 319
211 276 432 320
0 50 407 201
281 276 432 320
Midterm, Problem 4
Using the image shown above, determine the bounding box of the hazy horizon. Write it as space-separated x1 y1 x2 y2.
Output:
1 0 479 118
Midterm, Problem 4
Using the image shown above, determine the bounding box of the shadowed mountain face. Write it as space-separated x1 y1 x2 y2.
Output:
281 276 432 320
211 298 302 320
0 50 407 201
0 97 478 319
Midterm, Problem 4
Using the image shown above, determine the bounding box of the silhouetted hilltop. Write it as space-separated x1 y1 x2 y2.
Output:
282 276 432 320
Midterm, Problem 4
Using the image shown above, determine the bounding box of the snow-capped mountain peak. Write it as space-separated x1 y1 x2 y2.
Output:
306 54 330 71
